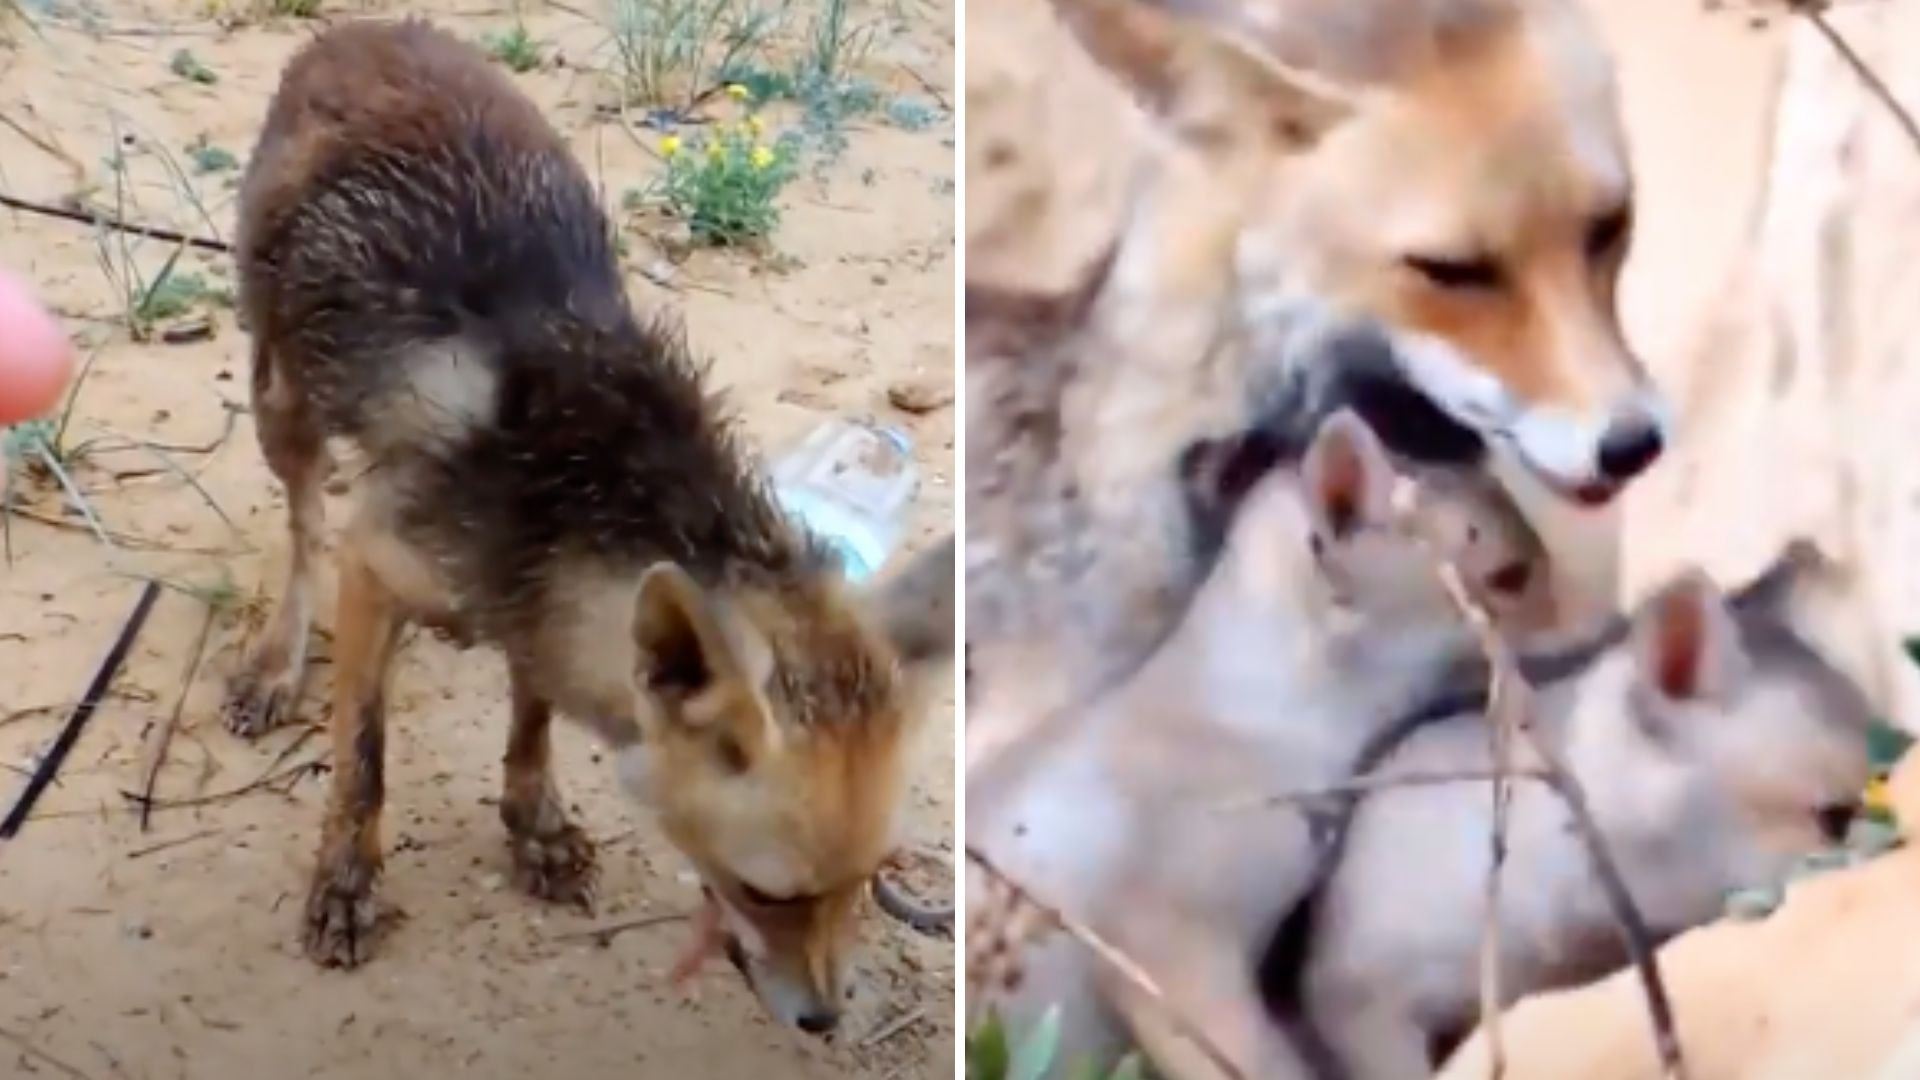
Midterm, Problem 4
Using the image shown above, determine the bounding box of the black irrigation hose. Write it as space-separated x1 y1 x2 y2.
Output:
1 580 163 840
874 870 954 937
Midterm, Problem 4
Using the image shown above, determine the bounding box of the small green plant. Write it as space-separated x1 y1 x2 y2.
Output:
185 135 238 175
967 1010 1146 1080
886 97 939 131
267 0 320 16
653 96 798 245
604 0 788 109
134 268 223 326
169 48 218 85
483 22 544 72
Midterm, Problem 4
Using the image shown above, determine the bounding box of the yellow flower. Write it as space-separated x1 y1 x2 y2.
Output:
747 115 766 136
751 145 776 170
1866 777 1893 816
725 83 749 101
659 135 682 157
706 140 724 161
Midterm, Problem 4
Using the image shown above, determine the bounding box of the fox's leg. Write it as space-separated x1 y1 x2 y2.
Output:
226 341 331 736
499 667 598 908
302 534 403 967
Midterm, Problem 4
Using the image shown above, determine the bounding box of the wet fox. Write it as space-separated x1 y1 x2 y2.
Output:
968 409 1556 1079
226 20 952 1035
1293 545 1874 1079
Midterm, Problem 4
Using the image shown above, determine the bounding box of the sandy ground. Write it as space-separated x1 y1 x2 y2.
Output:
0 2 955 1078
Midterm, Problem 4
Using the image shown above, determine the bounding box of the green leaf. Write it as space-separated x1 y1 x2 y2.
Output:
1009 1006 1064 1080
967 1014 1012 1080
1868 720 1914 775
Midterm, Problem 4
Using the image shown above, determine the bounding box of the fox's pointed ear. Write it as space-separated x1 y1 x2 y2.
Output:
1048 0 1351 156
1302 408 1394 539
633 562 775 748
1631 570 1746 704
867 535 956 686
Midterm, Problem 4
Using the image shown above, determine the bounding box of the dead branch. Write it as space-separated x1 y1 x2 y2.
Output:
964 847 1248 1080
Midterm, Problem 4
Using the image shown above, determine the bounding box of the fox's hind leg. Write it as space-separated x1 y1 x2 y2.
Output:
498 669 599 909
226 342 332 737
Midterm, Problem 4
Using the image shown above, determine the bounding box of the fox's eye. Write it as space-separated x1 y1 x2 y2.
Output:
1585 206 1632 259
1403 254 1504 290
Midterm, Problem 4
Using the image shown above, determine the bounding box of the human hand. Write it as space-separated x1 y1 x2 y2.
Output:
0 268 72 426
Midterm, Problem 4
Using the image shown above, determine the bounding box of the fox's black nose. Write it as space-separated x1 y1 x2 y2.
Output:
796 1009 840 1036
1596 415 1664 483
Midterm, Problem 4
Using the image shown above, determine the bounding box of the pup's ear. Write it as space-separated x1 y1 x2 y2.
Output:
1302 408 1394 540
868 534 956 681
1049 0 1351 157
1631 570 1746 704
633 562 775 748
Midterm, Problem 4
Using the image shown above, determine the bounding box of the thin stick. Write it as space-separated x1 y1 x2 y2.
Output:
1790 1 1920 156
126 827 220 860
137 603 215 831
551 910 690 946
0 1025 94 1080
0 193 231 254
860 1005 926 1049
964 847 1246 1080
1210 765 1552 813
0 580 161 839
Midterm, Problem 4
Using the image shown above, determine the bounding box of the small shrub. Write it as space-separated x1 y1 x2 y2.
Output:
483 23 544 73
169 49 218 85
654 94 798 245
185 136 238 175
267 0 320 15
886 97 939 131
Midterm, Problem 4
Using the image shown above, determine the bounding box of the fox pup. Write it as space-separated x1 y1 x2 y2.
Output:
1295 546 1874 1079
969 409 1555 1078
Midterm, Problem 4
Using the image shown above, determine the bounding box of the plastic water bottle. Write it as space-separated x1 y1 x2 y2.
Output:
771 419 919 583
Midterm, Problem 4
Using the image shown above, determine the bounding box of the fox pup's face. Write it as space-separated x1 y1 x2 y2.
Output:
1182 409 1556 646
615 541 953 1035
1605 551 1875 880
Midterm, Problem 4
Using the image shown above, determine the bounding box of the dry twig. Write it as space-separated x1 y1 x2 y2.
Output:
136 602 215 831
551 910 690 947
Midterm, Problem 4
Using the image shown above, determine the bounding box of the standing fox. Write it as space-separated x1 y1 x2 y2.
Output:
226 20 952 1035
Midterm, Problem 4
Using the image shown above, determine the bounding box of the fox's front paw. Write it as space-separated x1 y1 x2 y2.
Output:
303 848 387 968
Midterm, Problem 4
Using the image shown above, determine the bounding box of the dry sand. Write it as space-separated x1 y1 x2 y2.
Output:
0 2 955 1077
